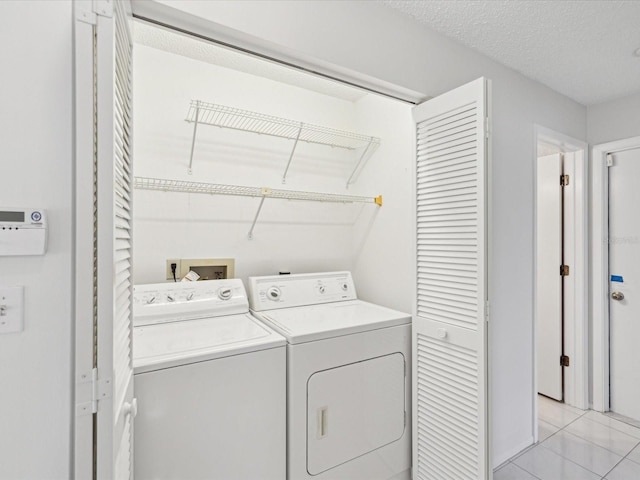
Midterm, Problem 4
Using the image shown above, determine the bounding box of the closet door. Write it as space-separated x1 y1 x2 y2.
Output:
94 0 136 478
412 78 490 480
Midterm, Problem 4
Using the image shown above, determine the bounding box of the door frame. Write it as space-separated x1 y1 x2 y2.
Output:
533 126 588 440
73 1 97 477
592 135 640 412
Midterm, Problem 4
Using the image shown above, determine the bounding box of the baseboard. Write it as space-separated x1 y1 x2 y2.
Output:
493 436 534 469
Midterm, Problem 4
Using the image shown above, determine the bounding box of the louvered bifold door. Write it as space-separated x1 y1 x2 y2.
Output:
412 78 490 480
95 1 136 479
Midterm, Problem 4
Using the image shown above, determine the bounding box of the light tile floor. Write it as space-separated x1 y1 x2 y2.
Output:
495 395 640 480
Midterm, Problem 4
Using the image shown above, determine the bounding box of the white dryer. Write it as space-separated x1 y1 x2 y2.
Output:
248 271 412 480
132 279 286 480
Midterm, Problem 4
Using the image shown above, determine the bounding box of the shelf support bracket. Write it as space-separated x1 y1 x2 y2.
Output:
282 123 303 184
248 189 270 239
188 102 200 175
346 137 375 188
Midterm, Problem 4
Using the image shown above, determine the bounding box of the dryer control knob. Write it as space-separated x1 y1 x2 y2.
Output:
341 283 348 291
218 288 233 301
267 286 281 301
318 285 326 294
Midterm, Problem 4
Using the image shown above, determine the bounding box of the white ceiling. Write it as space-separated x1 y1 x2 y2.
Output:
382 0 640 106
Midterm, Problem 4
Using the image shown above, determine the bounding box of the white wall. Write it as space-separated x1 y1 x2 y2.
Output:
139 0 588 464
350 95 414 312
587 92 640 145
0 2 73 478
133 44 411 295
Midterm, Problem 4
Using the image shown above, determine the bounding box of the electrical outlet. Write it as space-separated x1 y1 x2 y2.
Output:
166 259 182 281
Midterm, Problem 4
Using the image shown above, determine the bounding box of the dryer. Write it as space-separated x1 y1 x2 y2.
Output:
248 271 411 480
133 279 286 480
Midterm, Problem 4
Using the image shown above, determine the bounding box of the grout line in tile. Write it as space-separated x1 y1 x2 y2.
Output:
604 411 640 430
593 411 640 438
566 414 640 455
601 455 626 478
493 458 510 471
587 436 640 479
510 460 544 480
528 440 611 478
538 425 563 446
517 403 640 478
533 407 639 477
510 442 538 461
540 432 620 478
559 416 638 459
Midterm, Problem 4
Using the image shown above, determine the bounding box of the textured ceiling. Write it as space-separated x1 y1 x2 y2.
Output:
382 0 640 106
133 21 367 103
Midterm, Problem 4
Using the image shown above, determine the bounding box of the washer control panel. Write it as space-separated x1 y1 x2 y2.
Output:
248 271 357 311
133 279 248 326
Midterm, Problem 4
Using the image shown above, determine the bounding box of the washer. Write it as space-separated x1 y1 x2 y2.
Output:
248 271 412 480
132 279 286 480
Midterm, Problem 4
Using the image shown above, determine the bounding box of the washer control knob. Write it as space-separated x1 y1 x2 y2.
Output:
218 288 233 301
146 296 156 305
318 285 326 294
341 283 348 291
267 286 281 301
167 295 175 302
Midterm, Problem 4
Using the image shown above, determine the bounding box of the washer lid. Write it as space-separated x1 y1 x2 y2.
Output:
253 300 411 344
133 313 286 373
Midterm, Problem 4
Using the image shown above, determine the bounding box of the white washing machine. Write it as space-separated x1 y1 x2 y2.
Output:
132 279 286 480
248 271 412 480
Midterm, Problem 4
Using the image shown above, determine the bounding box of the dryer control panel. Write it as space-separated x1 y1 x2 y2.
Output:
133 279 248 326
248 271 357 311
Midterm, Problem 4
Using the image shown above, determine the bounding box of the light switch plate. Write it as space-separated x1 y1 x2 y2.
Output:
0 286 24 334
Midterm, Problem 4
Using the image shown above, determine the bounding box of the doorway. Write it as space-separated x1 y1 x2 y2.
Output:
592 136 640 421
536 150 568 402
533 126 588 441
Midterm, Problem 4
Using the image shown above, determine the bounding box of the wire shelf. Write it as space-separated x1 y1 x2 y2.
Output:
134 177 380 204
134 176 382 239
185 100 380 185
186 101 380 151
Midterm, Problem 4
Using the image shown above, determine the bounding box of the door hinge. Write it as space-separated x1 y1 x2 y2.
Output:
404 411 407 427
484 117 491 139
560 355 570 367
485 300 490 321
93 0 114 18
75 0 97 24
607 154 614 167
560 174 570 186
76 368 112 416
560 265 570 276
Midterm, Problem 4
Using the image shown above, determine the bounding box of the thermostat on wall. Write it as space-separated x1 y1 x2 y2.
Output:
0 208 47 256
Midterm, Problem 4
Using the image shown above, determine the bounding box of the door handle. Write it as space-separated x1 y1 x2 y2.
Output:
123 398 138 418
317 407 328 439
611 291 625 301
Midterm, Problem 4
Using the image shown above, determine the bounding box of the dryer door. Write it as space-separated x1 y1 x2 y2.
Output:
307 353 406 475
